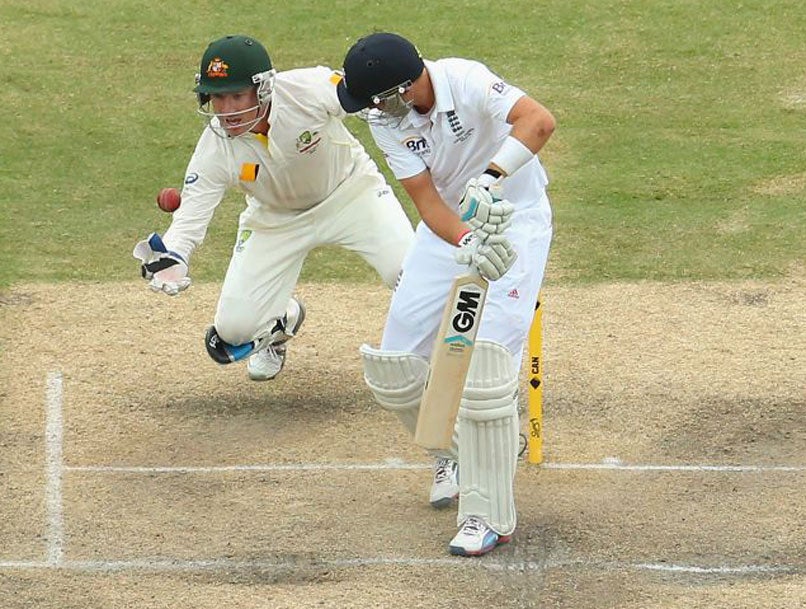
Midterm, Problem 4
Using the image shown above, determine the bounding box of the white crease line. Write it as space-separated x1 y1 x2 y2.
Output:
66 461 429 473
64 461 806 474
634 562 790 574
45 371 64 567
0 557 797 576
542 463 806 472
0 561 50 569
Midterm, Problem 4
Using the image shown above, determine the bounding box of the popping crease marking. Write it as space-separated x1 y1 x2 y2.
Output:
0 557 798 576
63 461 806 474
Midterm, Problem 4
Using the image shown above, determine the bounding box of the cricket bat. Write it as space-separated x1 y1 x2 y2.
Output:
414 272 489 449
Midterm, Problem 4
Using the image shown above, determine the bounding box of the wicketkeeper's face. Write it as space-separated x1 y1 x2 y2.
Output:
210 87 263 137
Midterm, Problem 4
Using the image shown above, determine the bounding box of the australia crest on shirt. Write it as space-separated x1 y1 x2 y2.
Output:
296 130 322 154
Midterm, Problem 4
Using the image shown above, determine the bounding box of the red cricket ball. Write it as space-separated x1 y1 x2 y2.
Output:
156 187 181 213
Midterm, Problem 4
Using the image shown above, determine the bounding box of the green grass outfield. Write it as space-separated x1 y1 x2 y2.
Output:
2 0 804 288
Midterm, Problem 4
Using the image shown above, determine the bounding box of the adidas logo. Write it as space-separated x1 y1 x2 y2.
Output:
507 288 520 299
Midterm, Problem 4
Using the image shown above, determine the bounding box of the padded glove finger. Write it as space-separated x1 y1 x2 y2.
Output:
458 177 496 221
149 268 192 295
469 216 513 240
133 232 191 295
473 240 518 281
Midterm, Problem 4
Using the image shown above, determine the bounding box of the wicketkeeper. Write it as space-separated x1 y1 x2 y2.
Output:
134 35 414 380
337 33 555 556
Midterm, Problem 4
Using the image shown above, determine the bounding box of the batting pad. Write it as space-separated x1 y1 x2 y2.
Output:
359 344 428 437
456 340 520 536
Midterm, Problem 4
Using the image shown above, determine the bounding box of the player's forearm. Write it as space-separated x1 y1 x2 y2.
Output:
162 195 220 260
402 172 470 245
416 196 470 245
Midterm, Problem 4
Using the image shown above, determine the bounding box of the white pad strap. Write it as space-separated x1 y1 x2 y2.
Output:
359 344 428 436
456 340 519 535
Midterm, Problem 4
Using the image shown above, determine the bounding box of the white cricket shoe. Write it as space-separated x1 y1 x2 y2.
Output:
247 343 287 381
281 297 306 340
247 297 306 382
429 457 459 509
449 516 512 557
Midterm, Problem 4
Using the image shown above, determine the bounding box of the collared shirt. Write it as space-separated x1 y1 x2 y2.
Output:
164 66 379 259
369 58 549 211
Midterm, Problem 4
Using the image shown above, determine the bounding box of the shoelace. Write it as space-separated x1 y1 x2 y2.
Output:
461 517 485 535
433 459 455 483
259 344 286 358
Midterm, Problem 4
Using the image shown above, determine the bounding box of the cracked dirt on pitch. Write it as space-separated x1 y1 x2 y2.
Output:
1 279 804 608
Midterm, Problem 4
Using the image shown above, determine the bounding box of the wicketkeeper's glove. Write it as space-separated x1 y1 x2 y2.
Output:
454 231 518 281
132 232 191 296
458 176 514 241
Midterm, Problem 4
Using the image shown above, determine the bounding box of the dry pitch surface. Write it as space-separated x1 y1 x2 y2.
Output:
1 280 804 608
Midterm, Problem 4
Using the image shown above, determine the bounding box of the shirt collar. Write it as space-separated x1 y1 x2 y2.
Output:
401 59 455 128
428 60 455 116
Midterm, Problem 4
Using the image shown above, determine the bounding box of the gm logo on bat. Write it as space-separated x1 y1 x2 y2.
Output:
444 288 482 349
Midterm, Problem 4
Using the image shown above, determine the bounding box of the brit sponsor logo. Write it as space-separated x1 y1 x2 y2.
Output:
491 80 508 95
403 136 431 157
184 172 199 184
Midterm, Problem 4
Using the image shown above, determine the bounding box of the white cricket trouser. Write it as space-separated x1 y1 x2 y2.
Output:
380 193 552 372
214 171 414 345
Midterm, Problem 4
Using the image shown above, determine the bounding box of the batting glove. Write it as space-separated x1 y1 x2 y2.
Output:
458 177 514 240
455 231 518 281
132 232 191 296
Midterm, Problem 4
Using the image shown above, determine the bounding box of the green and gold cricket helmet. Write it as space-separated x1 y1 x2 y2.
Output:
194 35 274 103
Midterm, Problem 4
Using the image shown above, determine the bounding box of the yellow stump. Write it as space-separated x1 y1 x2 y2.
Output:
527 298 543 464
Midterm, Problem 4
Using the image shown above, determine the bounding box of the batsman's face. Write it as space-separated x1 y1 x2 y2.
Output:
368 87 414 124
210 88 262 137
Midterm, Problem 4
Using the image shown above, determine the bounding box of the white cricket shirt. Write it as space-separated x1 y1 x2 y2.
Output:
163 66 380 259
372 57 554 363
369 58 550 214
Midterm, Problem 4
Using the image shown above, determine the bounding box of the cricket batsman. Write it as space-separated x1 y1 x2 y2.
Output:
337 33 555 555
